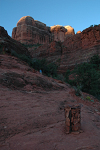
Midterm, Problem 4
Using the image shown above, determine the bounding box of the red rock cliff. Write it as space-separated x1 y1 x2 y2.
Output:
12 16 52 45
0 26 30 56
12 16 75 44
31 25 100 73
59 25 100 73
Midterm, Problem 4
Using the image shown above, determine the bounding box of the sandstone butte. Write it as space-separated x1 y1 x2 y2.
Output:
0 26 100 150
12 16 100 73
12 16 75 44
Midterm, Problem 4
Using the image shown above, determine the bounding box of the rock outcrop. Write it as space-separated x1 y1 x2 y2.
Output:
64 25 75 37
12 16 52 45
0 26 30 56
50 25 67 42
12 16 75 44
76 31 81 34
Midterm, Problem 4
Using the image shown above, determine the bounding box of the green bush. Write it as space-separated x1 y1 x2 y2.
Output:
31 58 58 77
55 74 65 82
65 55 100 100
0 44 3 53
10 50 58 77
22 43 42 48
73 85 82 96
86 96 91 101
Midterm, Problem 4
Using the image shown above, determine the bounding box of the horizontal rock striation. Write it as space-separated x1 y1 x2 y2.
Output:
31 25 100 73
30 41 62 65
59 25 100 73
12 16 100 73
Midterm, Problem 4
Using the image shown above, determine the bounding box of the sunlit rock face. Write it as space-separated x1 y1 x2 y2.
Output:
50 25 67 42
76 31 81 34
64 25 75 37
12 16 76 44
12 16 52 45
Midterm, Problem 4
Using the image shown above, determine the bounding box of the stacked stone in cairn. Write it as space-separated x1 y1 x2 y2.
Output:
65 105 81 133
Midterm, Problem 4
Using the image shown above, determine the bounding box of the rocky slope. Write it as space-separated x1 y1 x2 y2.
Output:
0 26 30 56
0 53 100 150
0 27 100 149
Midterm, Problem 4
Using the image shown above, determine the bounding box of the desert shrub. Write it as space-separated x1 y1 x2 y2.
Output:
31 58 58 77
55 74 65 82
65 55 100 100
10 50 58 77
90 25 93 27
11 50 19 57
65 69 71 82
11 50 31 65
45 62 58 77
18 54 31 65
0 44 3 53
90 54 100 69
73 85 82 96
22 43 42 48
86 96 91 101
89 24 98 28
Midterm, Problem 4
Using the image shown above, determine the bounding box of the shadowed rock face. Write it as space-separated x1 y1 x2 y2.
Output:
59 25 100 73
50 25 67 42
31 25 100 73
0 26 30 56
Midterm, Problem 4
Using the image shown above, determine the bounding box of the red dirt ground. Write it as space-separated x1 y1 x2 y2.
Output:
0 54 100 150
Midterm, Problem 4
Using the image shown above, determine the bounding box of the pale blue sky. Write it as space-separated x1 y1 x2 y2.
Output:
0 0 100 36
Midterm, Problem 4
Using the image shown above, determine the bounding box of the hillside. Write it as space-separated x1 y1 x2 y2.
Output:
0 27 100 150
0 53 100 150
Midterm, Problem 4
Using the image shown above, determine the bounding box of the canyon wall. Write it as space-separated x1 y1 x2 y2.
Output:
59 25 100 73
12 16 100 74
31 25 100 73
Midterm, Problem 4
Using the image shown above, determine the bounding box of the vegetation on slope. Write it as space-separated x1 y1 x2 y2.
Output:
0 47 58 78
65 54 100 100
1 43 100 100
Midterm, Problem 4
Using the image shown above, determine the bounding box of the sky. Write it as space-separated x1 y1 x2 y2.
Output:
0 0 100 36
